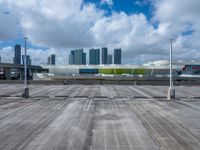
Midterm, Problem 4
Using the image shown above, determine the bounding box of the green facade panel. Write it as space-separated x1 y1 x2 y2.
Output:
132 69 145 74
99 69 115 74
98 68 145 75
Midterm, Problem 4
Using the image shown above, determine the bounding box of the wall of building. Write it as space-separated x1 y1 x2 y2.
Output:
42 65 179 77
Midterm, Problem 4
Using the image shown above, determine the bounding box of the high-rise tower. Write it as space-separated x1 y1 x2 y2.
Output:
102 47 108 64
89 49 100 65
13 44 21 64
114 48 122 64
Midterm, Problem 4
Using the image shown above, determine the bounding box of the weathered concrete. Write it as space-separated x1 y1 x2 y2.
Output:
0 85 200 150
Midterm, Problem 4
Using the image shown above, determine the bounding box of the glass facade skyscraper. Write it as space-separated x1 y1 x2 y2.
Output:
114 49 122 64
107 55 112 64
102 47 108 64
69 49 86 65
51 54 56 65
22 55 31 66
13 44 21 64
83 53 86 65
47 54 56 65
89 49 100 65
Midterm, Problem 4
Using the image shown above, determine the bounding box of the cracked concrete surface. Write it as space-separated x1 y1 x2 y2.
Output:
0 84 200 150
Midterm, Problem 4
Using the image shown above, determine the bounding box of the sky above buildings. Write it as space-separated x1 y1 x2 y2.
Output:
0 0 200 65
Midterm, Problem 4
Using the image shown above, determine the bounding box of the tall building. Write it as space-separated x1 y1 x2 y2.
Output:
89 49 100 65
22 55 31 66
102 47 108 64
107 55 112 64
83 53 86 65
47 54 56 65
13 44 21 64
69 53 74 65
114 48 122 64
51 54 55 65
69 49 86 65
47 57 51 65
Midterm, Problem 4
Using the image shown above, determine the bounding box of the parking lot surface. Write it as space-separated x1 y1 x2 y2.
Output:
0 84 200 150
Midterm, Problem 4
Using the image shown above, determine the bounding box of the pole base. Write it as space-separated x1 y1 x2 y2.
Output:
167 87 175 100
22 87 29 98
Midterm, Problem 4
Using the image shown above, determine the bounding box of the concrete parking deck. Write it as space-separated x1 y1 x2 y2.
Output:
0 84 200 150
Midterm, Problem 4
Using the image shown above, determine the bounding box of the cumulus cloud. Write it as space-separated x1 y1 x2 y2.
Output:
134 0 151 6
0 46 70 65
152 0 200 59
0 46 13 63
26 48 70 65
100 0 113 6
1 0 104 48
0 0 200 65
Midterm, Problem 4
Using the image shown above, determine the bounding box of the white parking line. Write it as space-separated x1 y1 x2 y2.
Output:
86 98 93 111
83 98 90 111
83 92 94 111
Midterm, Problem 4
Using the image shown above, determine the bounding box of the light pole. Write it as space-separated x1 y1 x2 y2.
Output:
167 37 175 100
22 37 29 98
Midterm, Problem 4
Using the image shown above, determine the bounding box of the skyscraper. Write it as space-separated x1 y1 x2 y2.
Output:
69 49 86 65
114 48 122 64
83 53 86 65
22 55 31 66
13 44 21 64
51 54 55 65
69 53 74 65
89 49 100 65
107 55 112 64
102 47 108 64
47 57 51 65
47 54 56 65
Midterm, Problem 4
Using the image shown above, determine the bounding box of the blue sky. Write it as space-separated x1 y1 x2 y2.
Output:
0 0 200 65
85 0 152 16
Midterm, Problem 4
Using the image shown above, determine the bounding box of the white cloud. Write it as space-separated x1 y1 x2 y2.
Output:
0 4 20 40
134 0 151 6
2 0 104 48
0 46 70 65
152 0 200 60
0 0 200 65
100 0 113 6
0 46 13 63
27 48 70 65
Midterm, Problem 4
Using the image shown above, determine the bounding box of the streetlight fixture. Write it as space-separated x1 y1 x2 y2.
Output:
167 37 175 100
22 36 29 98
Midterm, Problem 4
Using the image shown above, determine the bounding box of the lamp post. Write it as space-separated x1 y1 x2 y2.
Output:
22 37 29 98
167 37 175 100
